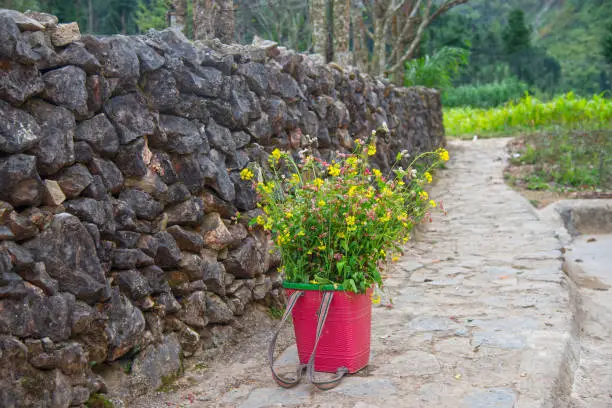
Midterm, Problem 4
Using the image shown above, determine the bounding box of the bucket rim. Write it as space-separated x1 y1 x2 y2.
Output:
282 281 345 291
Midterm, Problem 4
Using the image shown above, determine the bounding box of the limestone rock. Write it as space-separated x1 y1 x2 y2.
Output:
119 189 162 221
167 225 204 253
223 237 262 278
49 22 81 47
0 60 45 105
201 212 233 250
56 163 93 199
130 333 182 391
178 290 207 328
104 93 155 145
75 114 120 157
105 287 146 361
114 269 153 299
154 231 182 269
165 197 205 227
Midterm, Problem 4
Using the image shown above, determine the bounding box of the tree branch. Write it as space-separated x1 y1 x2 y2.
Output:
387 0 468 74
389 0 423 62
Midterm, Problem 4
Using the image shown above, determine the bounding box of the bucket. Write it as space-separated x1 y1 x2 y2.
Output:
284 283 373 374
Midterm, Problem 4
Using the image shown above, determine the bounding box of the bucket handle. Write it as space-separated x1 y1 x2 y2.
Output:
268 291 348 390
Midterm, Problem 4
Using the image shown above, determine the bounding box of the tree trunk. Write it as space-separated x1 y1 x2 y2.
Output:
310 0 328 58
372 1 388 77
193 0 216 41
172 0 188 34
88 0 94 33
216 0 235 43
351 1 368 71
333 0 352 66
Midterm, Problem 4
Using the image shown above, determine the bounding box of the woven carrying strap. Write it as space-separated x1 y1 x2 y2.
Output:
268 291 306 388
268 291 348 390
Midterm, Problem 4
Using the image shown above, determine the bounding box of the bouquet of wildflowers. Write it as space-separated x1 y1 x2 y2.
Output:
241 126 449 293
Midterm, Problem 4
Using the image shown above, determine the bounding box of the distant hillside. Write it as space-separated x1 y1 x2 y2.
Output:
455 0 612 94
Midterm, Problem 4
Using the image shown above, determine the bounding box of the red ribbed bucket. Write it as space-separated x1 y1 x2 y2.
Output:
284 284 372 374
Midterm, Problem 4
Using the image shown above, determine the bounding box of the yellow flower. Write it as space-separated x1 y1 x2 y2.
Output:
285 211 293 219
317 244 326 251
337 232 345 238
380 249 386 257
371 294 381 305
313 178 324 188
424 172 433 183
318 199 326 207
289 173 300 185
271 148 282 161
264 220 273 230
367 144 377 156
373 169 382 179
329 164 341 177
240 168 254 181
310 279 319 284
437 148 450 162
348 186 358 197
297 230 305 236
381 213 391 223
366 187 375 198
255 215 265 225
429 200 437 208
346 216 356 226
419 191 429 200
391 256 400 262
346 157 359 168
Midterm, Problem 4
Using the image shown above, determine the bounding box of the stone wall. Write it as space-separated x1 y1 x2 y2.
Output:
0 9 444 407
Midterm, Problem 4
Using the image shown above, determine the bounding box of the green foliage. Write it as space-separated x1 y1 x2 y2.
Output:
502 9 530 55
444 93 612 137
509 130 612 191
404 47 469 90
86 394 114 408
0 0 40 11
135 0 169 33
442 77 530 108
246 128 447 293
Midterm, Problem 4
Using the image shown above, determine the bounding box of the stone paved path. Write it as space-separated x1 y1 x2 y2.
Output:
132 139 574 408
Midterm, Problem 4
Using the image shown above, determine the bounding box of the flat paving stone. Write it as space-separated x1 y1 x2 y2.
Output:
462 388 516 408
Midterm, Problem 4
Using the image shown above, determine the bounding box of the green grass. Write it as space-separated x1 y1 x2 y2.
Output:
508 129 612 192
444 93 612 137
443 78 530 109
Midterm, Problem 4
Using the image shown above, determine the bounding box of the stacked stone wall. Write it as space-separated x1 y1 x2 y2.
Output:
0 8 444 406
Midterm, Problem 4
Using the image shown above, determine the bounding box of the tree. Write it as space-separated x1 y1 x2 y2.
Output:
502 9 530 55
171 0 188 33
603 23 612 67
135 0 169 32
192 0 234 43
310 0 328 57
333 0 352 66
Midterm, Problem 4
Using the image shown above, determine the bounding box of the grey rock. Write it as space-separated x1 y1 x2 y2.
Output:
167 225 204 252
86 74 112 113
89 157 124 193
223 237 262 278
0 60 45 105
246 113 272 143
265 98 287 135
140 265 169 295
75 114 120 157
114 231 141 248
0 100 41 154
104 93 155 145
19 262 59 295
58 43 101 74
114 138 148 178
49 22 81 47
175 65 224 98
115 269 153 299
200 50 233 75
64 198 106 225
165 197 205 226
206 293 233 323
105 287 146 361
81 175 107 200
0 14 20 59
166 183 192 205
0 154 43 207
130 333 182 390
154 231 182 269
111 249 154 269
231 173 257 211
142 68 180 111
74 141 93 163
179 253 207 281
178 290 207 328
201 190 238 219
23 213 108 304
136 234 159 258
119 189 162 221
168 94 211 122
83 35 139 89
42 66 88 117
278 73 303 102
157 115 205 154
56 163 93 199
71 385 91 406
232 131 251 149
238 62 268 96
154 291 181 314
133 39 165 73
24 99 76 176
6 211 38 241
206 119 236 155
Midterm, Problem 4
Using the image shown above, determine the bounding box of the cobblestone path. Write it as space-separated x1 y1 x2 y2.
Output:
133 139 573 408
